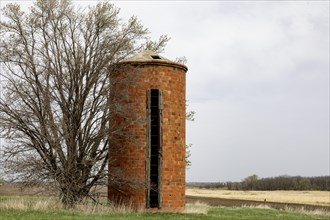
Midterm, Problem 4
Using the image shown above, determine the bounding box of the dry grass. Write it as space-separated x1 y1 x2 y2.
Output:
186 188 330 206
0 184 135 214
0 196 62 211
1 196 329 219
283 206 330 217
0 196 135 214
241 203 330 216
184 201 209 215
0 196 210 216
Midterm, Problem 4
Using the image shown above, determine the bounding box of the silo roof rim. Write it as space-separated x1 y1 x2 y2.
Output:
123 50 171 62
121 50 188 72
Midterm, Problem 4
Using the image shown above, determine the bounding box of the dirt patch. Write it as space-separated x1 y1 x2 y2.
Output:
186 195 330 213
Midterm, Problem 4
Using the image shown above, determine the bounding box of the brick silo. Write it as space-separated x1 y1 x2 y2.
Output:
108 50 187 210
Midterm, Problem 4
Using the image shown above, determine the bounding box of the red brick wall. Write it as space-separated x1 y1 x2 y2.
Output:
108 62 187 211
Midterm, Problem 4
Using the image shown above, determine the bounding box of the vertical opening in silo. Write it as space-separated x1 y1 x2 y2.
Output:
147 89 162 208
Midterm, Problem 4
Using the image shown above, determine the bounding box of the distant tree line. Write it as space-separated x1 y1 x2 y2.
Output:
187 175 330 191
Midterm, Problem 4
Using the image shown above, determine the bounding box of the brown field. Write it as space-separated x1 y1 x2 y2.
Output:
186 188 330 207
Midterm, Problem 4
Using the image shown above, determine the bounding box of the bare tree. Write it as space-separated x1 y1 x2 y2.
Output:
0 0 168 207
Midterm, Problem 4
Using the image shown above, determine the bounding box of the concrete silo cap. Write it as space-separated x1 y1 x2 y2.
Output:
122 50 188 72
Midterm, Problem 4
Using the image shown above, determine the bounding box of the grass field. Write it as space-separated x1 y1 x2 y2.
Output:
1 185 329 219
0 196 329 220
1 207 329 220
2 184 329 206
186 188 330 206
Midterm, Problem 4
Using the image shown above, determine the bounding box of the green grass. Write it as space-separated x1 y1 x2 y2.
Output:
0 196 328 220
0 209 203 220
208 207 328 220
1 207 329 220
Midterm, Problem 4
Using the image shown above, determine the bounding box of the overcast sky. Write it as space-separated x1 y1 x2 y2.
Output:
1 1 329 182
114 0 329 182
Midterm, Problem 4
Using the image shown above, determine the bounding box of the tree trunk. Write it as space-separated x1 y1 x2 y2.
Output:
60 185 82 208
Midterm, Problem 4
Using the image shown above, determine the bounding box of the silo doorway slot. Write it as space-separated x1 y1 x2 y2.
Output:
147 89 162 208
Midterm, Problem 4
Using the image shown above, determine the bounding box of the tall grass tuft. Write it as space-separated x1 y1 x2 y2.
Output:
184 201 209 215
242 203 330 217
282 205 330 217
0 196 63 211
0 196 135 214
75 201 134 214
